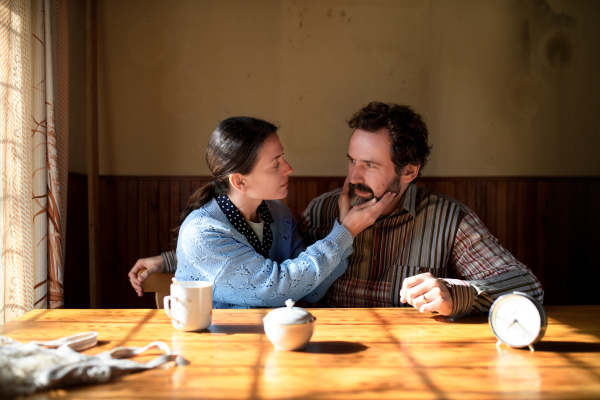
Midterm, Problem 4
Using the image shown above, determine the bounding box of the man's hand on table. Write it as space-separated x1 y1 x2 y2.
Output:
400 273 453 316
128 255 165 296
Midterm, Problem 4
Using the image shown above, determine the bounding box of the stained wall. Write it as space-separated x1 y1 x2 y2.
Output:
68 0 600 177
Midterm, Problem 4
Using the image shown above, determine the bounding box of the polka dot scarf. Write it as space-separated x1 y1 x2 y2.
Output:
216 194 274 258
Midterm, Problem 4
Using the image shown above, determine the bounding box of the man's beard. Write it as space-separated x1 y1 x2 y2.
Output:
349 175 402 206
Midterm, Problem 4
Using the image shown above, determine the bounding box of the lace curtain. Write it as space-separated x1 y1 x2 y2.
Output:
0 0 69 324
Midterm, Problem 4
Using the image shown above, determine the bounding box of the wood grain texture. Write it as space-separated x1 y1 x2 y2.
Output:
63 174 89 308
86 0 100 308
138 271 174 308
2 307 600 399
64 175 600 309
138 273 174 293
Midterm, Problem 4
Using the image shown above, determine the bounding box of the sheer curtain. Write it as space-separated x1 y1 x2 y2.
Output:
0 0 68 324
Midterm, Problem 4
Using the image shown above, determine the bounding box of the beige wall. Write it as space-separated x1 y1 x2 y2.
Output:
69 0 600 176
68 0 87 174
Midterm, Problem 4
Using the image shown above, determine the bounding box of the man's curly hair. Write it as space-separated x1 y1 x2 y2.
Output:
348 102 432 176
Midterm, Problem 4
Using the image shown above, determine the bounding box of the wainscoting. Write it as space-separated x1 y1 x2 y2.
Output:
64 174 599 309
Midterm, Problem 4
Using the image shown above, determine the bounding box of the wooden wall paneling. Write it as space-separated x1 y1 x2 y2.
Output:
138 178 158 308
189 179 202 193
305 180 318 214
436 179 446 195
111 179 128 309
99 178 115 300
543 180 569 305
496 180 508 247
557 180 574 305
159 180 170 253
515 180 527 263
296 180 307 219
515 180 528 268
567 180 590 305
138 180 149 260
443 180 456 200
535 180 549 302
328 178 342 193
420 177 431 191
126 180 139 308
418 178 434 192
505 179 519 259
486 180 498 238
66 175 600 308
86 0 100 309
589 180 600 303
316 180 331 203
441 180 458 200
169 180 180 247
527 180 540 274
465 180 477 215
64 174 90 309
475 180 487 227
434 178 446 198
179 179 191 217
147 180 160 258
454 179 467 207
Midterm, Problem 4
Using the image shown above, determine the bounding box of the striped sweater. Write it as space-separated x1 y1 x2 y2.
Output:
298 183 544 319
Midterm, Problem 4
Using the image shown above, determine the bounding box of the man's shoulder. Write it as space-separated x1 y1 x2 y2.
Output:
298 187 341 237
415 185 471 214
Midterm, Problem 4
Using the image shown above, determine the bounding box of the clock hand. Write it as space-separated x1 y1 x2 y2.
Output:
513 319 531 336
507 318 531 337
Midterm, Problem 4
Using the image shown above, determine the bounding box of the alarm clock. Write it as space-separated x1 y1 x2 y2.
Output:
488 291 547 352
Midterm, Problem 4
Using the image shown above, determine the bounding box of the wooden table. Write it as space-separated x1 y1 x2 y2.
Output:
2 306 600 399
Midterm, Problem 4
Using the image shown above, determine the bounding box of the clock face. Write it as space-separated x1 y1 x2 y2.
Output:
489 294 545 348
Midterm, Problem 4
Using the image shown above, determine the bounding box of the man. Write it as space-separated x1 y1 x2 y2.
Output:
129 102 543 320
297 102 543 318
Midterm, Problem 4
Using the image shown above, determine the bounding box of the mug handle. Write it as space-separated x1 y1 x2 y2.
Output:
163 296 180 325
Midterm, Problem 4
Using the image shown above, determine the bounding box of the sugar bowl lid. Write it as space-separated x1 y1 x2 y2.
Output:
263 299 316 325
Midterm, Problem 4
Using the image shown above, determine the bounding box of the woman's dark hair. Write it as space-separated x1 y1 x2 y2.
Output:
171 117 278 245
347 102 432 176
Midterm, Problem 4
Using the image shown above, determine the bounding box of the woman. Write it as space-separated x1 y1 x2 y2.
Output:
129 117 394 308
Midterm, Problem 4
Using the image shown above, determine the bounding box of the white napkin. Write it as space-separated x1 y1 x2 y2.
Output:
0 334 188 399
30 331 98 351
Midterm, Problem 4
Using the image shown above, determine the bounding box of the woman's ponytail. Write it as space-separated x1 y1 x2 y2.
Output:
170 116 278 248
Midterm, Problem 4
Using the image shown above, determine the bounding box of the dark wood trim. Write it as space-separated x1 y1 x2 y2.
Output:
65 174 600 309
98 175 600 181
86 0 100 308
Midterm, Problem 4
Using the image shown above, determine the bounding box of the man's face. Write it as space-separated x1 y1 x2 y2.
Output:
347 128 402 206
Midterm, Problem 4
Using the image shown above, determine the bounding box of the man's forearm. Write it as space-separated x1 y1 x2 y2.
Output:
441 269 544 319
447 211 544 319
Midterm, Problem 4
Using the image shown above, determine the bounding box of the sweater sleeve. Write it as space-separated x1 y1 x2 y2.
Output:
301 243 353 303
290 214 308 259
441 211 544 319
292 213 353 303
177 217 353 308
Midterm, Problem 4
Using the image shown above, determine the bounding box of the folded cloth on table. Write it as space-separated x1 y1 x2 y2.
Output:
0 335 188 399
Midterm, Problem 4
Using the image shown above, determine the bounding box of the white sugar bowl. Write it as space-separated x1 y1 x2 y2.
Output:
263 299 316 351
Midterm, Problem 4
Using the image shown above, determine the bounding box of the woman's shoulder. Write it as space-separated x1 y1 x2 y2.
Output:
181 199 229 234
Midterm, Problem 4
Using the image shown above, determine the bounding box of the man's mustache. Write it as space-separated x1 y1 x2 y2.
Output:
348 182 374 197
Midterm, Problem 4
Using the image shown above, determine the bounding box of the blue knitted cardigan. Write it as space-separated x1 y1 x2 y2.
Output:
175 198 353 309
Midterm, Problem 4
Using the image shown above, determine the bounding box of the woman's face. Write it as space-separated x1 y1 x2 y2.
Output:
243 133 293 200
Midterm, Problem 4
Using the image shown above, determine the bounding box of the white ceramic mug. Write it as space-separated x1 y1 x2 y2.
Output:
164 281 213 331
